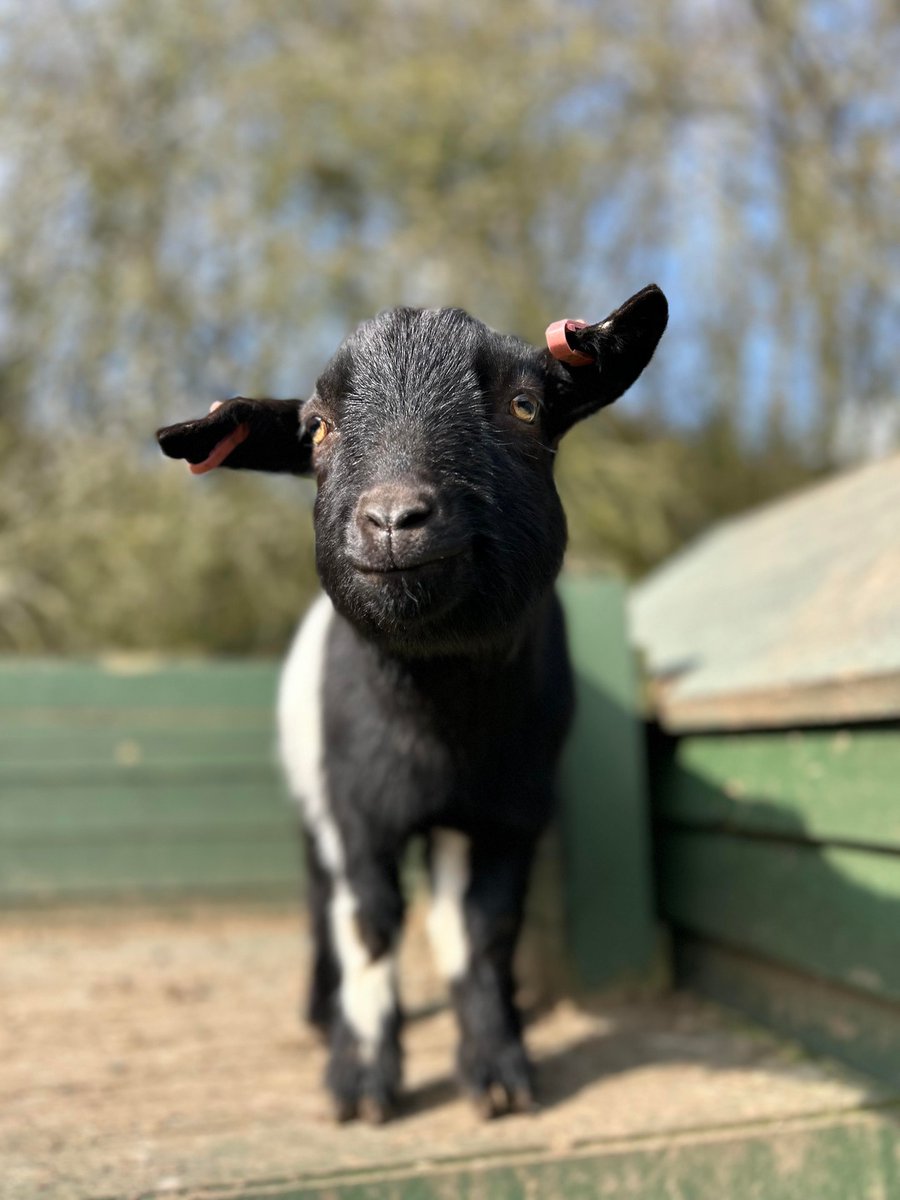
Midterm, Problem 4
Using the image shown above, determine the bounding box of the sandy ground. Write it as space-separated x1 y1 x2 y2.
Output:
0 904 885 1200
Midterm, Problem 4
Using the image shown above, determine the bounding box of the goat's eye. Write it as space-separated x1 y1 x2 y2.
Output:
308 416 331 447
510 395 539 423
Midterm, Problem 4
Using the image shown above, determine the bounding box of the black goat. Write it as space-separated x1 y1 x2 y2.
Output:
156 285 667 1123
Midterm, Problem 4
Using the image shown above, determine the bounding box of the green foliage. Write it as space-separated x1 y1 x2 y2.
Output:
0 425 315 654
0 0 893 652
559 411 821 579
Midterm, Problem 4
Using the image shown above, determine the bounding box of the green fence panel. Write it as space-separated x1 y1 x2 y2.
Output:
660 829 900 1004
558 575 660 990
656 729 900 848
652 722 900 1088
676 935 900 1090
0 577 658 995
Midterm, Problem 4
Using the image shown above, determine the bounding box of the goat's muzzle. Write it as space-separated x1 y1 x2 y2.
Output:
347 481 468 575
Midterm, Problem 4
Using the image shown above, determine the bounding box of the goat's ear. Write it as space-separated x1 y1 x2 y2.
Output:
156 397 311 475
542 284 668 439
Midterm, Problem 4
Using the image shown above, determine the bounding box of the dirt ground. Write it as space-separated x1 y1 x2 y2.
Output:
1 904 885 1200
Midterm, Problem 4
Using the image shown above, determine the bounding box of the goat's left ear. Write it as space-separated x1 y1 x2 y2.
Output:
542 284 668 439
156 397 311 475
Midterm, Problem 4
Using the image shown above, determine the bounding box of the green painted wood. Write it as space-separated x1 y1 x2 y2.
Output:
0 781 290 836
146 1112 900 1200
0 577 660 963
656 729 900 847
0 658 279 708
558 576 660 990
0 657 293 903
0 728 277 770
659 829 900 1003
0 705 274 734
0 831 301 901
0 707 274 729
676 935 900 1090
0 764 277 788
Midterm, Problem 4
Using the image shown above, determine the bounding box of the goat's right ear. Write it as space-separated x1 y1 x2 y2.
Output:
156 397 311 475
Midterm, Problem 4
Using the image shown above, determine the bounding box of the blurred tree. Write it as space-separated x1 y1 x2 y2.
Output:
0 0 895 651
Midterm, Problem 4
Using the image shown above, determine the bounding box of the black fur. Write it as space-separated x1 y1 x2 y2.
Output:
156 285 667 1122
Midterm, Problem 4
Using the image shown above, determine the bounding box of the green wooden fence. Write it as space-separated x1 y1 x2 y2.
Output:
651 725 900 1087
0 576 659 992
0 660 300 901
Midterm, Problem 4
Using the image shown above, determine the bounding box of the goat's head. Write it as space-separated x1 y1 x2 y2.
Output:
157 285 667 654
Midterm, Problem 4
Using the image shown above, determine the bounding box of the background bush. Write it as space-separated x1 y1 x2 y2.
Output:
1 0 896 653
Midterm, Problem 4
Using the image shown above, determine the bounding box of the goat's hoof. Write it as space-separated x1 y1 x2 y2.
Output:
510 1085 540 1115
331 1095 358 1124
463 1040 536 1119
471 1081 538 1119
472 1089 498 1121
329 1090 397 1125
359 1093 395 1125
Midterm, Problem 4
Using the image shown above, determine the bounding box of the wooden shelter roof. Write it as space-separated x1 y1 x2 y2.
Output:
630 454 900 731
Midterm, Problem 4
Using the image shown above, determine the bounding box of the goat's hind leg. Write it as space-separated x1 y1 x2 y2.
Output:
428 828 538 1118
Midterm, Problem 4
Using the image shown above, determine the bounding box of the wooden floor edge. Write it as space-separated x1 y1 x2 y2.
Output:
128 1102 900 1200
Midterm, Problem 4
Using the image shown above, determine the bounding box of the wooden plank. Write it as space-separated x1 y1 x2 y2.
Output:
0 831 302 901
0 781 291 837
653 672 900 733
655 729 900 847
658 829 900 1003
0 658 279 708
558 576 661 991
676 935 900 1090
0 727 278 770
145 1112 900 1200
0 763 277 788
0 707 274 730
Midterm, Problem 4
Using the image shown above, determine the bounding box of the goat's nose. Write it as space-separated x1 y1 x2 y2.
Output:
359 483 435 532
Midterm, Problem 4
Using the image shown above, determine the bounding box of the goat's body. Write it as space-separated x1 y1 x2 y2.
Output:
279 587 574 1117
157 286 667 1121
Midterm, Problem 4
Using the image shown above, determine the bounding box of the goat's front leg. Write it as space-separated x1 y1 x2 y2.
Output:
303 828 340 1035
428 828 538 1118
325 853 405 1124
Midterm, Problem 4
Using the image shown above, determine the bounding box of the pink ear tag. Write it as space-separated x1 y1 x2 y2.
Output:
545 318 595 366
188 422 251 474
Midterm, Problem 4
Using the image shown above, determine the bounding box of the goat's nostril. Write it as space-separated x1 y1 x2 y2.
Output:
392 497 433 530
363 502 392 531
360 486 435 534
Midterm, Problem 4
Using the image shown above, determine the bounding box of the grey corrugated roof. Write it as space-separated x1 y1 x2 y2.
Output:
630 453 900 728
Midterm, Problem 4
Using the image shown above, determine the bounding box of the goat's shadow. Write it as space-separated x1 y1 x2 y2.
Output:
397 725 900 1121
396 987 851 1121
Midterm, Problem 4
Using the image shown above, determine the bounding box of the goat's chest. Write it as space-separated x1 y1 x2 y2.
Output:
318 616 563 839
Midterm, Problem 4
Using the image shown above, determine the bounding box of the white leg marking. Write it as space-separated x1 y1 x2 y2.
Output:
331 880 396 1062
280 598 396 1059
278 592 343 872
427 829 470 982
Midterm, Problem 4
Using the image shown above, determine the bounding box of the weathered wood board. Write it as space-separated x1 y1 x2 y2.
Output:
634 457 900 1099
631 453 900 731
652 726 900 1087
654 728 900 847
659 829 900 1003
677 935 900 1092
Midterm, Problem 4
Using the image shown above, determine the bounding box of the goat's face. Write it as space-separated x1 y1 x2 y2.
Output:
307 307 570 652
156 287 668 653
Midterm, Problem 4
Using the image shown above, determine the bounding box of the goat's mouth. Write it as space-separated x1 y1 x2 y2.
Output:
348 545 468 578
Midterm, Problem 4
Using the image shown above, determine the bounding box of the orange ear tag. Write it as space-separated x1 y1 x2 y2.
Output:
545 318 595 366
188 421 251 474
